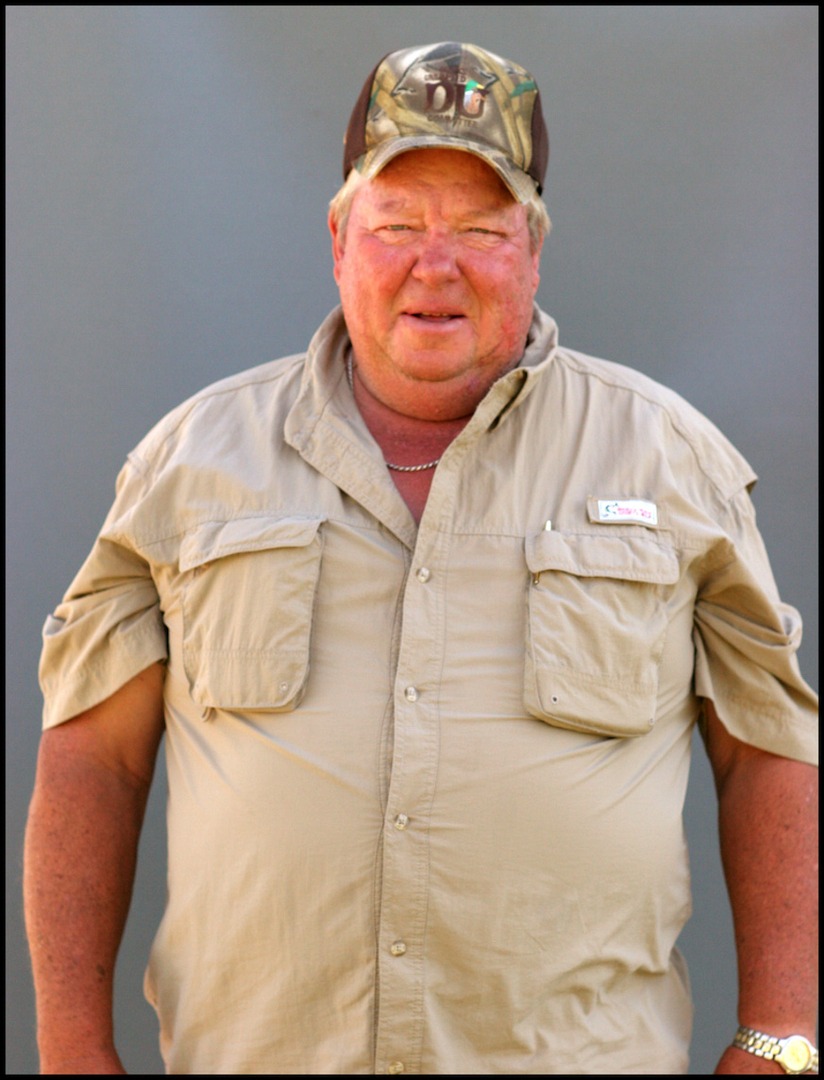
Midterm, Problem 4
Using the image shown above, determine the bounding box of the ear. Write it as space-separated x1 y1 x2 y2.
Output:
530 239 543 296
329 209 345 286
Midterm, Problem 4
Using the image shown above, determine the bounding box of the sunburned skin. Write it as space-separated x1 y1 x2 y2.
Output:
329 148 543 522
330 148 542 425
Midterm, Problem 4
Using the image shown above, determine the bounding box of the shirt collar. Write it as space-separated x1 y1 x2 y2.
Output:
287 303 559 435
284 304 560 544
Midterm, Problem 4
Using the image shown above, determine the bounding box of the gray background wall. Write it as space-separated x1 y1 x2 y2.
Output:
6 6 818 1075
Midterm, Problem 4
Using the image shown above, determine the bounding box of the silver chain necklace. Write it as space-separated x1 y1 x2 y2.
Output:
346 353 442 473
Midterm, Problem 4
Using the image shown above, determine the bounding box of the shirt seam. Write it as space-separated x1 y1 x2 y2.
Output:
128 354 307 476
554 350 754 503
123 511 388 550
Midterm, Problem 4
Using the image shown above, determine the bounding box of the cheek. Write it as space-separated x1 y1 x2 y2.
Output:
482 262 538 340
340 250 403 314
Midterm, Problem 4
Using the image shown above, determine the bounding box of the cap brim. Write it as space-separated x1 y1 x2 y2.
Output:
357 135 538 204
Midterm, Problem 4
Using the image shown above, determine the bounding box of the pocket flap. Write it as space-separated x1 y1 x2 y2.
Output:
525 530 679 585
180 517 324 573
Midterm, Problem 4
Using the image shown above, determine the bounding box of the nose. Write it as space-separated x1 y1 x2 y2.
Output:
410 230 461 284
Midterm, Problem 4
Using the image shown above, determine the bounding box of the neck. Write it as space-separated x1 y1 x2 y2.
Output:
348 352 472 466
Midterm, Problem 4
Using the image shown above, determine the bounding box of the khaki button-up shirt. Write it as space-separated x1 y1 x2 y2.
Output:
39 306 818 1074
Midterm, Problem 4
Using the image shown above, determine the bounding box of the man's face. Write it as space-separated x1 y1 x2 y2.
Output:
330 148 542 421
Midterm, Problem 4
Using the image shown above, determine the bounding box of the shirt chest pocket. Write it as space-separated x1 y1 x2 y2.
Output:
179 517 324 712
524 530 680 737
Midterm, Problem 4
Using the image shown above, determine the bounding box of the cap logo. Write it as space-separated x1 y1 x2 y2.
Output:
422 70 491 121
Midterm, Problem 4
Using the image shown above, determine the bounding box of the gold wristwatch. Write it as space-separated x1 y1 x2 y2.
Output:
733 1026 819 1074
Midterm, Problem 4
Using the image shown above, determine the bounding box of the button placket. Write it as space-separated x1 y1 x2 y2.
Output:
376 530 446 1076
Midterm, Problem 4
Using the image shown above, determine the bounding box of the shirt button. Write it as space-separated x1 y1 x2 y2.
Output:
404 686 419 702
388 1063 405 1074
394 813 409 830
416 567 431 583
390 940 407 956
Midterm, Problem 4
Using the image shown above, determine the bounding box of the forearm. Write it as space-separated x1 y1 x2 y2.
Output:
24 748 149 1073
717 752 818 1036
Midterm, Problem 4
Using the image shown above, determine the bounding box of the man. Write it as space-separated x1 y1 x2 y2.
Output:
25 41 817 1075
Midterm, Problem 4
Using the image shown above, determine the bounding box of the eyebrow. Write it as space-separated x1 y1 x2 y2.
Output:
369 199 511 217
461 205 512 218
370 197 412 214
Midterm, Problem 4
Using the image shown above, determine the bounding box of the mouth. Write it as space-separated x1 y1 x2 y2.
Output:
404 311 466 324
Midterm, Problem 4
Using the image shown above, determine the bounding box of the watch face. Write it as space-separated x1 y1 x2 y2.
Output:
780 1036 812 1073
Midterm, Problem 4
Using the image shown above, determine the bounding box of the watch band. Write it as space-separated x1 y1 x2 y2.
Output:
734 1025 819 1074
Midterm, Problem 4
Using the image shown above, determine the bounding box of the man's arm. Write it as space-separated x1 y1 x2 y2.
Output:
702 699 818 1074
24 662 166 1075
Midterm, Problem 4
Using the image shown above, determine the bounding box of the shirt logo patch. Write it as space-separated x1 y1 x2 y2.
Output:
597 499 658 526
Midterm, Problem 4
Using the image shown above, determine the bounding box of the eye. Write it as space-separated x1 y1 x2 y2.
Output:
384 224 412 232
465 226 506 241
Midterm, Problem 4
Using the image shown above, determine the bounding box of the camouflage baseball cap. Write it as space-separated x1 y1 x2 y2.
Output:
343 42 548 203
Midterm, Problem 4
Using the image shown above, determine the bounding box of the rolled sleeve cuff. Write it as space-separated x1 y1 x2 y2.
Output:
39 588 168 729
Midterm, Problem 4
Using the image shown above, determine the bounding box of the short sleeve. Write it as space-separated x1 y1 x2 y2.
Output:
38 457 168 729
693 488 818 765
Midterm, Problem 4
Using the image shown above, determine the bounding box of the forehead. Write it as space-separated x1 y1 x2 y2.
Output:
363 148 516 208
